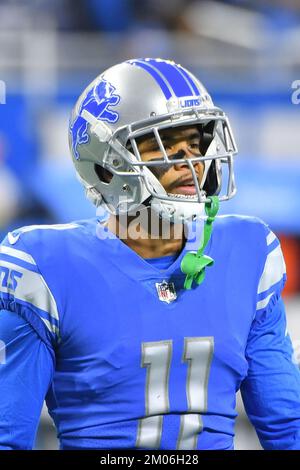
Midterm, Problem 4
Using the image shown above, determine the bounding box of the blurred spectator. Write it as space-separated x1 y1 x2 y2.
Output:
0 0 57 30
257 0 300 30
0 1 299 33
0 134 21 229
132 0 193 31
0 132 55 242
0 167 20 229
0 0 196 33
62 0 193 33
81 0 134 32
218 0 300 27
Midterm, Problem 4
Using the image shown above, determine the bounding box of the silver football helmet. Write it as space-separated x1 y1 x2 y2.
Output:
69 58 237 223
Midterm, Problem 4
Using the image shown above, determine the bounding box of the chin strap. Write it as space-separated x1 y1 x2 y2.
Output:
180 196 219 290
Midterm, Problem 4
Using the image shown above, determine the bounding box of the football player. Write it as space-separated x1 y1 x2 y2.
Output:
0 58 300 450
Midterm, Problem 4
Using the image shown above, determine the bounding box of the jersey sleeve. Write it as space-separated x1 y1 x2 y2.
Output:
0 309 55 449
0 233 60 348
240 227 300 450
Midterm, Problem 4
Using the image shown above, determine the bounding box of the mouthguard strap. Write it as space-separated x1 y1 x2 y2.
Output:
180 196 219 289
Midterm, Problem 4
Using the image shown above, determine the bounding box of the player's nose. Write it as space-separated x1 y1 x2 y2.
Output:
172 143 202 171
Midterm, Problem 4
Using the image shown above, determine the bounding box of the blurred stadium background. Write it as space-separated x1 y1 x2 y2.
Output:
0 0 299 451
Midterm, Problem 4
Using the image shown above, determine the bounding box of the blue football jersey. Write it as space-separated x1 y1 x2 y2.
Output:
0 215 300 450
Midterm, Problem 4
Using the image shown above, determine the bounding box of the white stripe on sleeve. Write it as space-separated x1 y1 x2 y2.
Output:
266 231 277 246
0 245 36 265
257 245 286 295
256 292 274 311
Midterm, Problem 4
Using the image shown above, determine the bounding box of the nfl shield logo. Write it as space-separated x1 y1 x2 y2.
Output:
155 281 177 303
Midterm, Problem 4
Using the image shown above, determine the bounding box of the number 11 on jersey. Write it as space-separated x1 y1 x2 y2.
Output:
136 337 214 449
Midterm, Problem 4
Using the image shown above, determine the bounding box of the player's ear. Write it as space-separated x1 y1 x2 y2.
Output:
95 164 113 183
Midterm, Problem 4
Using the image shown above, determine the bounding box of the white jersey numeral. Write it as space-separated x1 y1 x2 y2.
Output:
136 337 214 449
136 340 172 448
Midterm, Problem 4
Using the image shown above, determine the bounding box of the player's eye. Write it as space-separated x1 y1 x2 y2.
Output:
148 157 165 163
189 141 200 149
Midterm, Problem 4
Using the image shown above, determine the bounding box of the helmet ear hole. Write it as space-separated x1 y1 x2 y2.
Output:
95 164 113 184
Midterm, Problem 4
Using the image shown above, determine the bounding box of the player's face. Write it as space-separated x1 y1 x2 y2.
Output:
137 126 204 196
